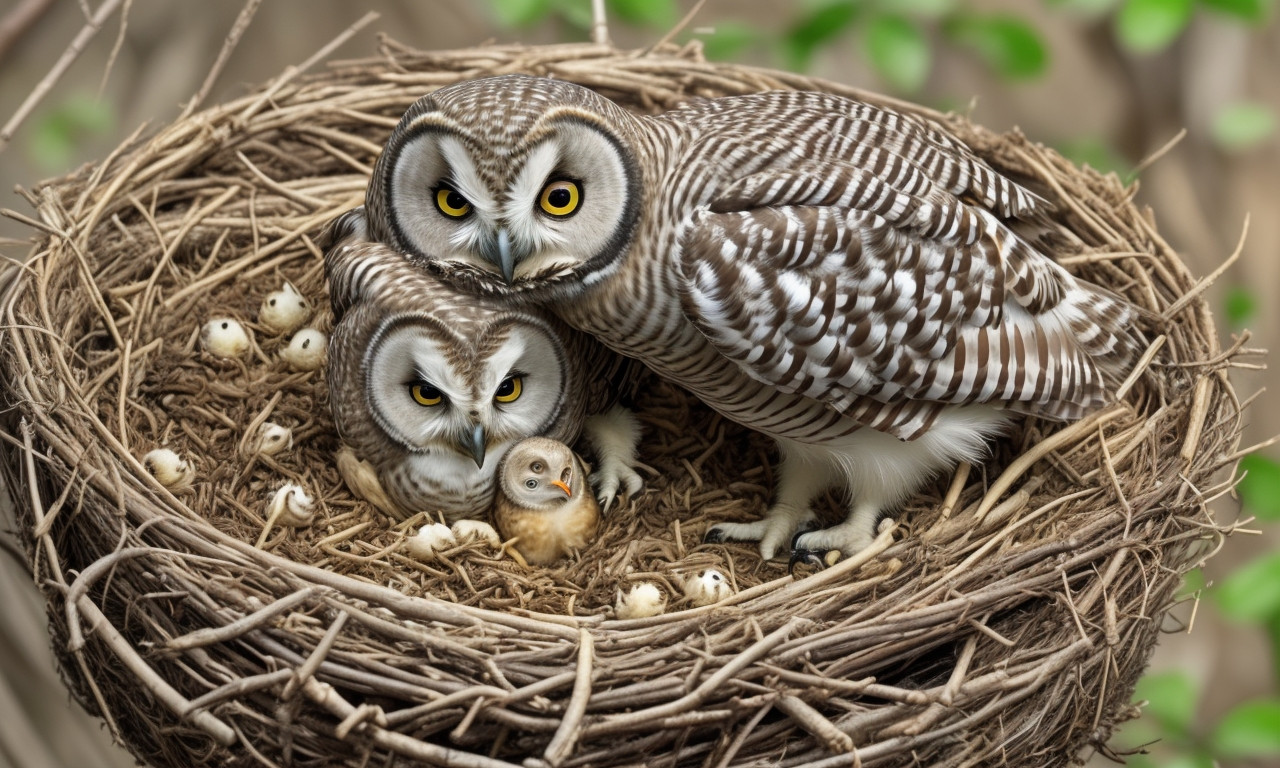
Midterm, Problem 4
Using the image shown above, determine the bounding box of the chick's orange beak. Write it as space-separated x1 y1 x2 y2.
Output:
550 479 572 497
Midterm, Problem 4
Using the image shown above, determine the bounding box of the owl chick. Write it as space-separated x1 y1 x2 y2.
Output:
362 75 1141 561
491 437 599 566
324 209 642 523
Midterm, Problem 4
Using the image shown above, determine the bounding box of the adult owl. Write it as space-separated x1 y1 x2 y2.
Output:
324 208 642 523
362 75 1140 559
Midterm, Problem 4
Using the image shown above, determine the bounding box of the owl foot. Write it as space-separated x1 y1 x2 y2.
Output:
590 460 644 514
704 509 817 561
583 404 645 514
791 520 877 560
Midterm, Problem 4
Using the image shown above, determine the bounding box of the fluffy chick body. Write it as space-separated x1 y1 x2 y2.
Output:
492 437 599 566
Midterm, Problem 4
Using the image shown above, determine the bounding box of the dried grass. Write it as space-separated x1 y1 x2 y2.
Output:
0 36 1250 768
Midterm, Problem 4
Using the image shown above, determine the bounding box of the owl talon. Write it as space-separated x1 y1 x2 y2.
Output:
702 526 728 544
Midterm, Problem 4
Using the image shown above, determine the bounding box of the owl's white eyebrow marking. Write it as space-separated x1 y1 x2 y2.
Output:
438 136 497 214
503 140 567 251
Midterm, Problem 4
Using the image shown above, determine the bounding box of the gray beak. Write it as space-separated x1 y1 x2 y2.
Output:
496 228 515 284
460 423 486 468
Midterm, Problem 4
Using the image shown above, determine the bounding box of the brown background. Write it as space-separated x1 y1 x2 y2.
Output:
0 1 1275 765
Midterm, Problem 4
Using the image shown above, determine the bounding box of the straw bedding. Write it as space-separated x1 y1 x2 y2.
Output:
0 37 1247 768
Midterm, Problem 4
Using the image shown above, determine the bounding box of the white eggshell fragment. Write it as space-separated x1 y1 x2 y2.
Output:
682 569 735 607
450 520 502 549
141 448 194 490
615 582 666 619
267 483 315 527
201 318 251 358
253 422 293 456
258 281 312 335
280 328 326 371
404 523 457 561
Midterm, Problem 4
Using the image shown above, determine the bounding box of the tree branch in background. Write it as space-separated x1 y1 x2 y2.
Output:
0 0 124 153
0 0 56 65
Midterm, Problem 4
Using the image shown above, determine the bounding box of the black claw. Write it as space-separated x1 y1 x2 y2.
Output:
788 548 828 575
703 527 727 544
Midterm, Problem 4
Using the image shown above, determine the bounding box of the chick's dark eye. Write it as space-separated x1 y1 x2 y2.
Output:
525 479 538 489
531 462 543 473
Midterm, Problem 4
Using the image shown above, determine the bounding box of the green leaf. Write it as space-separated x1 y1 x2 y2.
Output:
1178 567 1205 597
1211 699 1280 757
1237 454 1280 519
1215 552 1280 622
1115 0 1194 53
1212 101 1277 152
944 14 1048 80
863 14 931 93
1224 285 1258 327
698 22 762 61
1133 671 1198 736
784 0 859 72
28 94 114 173
608 0 679 28
488 0 552 27
1201 0 1272 23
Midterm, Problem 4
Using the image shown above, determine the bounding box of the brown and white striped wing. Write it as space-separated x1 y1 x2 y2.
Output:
677 182 1133 440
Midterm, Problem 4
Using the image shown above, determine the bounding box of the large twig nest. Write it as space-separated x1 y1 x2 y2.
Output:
0 38 1247 768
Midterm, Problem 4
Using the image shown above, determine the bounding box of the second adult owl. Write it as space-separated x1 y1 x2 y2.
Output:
324 208 642 523
363 76 1141 560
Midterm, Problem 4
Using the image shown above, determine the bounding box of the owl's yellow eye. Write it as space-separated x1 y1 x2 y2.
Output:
410 382 443 406
494 375 523 403
538 180 580 217
435 186 471 218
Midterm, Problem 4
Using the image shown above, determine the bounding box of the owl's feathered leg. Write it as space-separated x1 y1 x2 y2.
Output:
582 404 645 514
793 405 1015 560
705 439 839 560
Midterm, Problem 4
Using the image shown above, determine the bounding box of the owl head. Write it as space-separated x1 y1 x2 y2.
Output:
364 74 642 300
325 228 580 479
495 437 584 512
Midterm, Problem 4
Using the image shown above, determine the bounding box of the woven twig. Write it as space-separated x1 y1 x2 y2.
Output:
0 38 1249 768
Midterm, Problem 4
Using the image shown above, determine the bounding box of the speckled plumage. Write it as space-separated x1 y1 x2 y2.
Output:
364 75 1142 557
324 208 636 522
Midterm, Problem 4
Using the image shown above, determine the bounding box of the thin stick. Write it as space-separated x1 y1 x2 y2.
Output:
96 0 131 97
539 628 595 767
180 0 263 120
0 0 124 151
1162 215 1248 319
776 695 854 753
590 0 609 46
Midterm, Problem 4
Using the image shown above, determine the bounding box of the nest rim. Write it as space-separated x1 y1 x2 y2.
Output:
0 37 1245 768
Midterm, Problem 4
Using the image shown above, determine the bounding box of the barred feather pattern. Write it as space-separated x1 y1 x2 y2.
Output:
365 77 1142 553
325 212 630 520
555 90 1138 443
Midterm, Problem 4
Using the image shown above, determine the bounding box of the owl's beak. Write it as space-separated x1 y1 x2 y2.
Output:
494 228 516 284
550 479 572 497
459 423 486 468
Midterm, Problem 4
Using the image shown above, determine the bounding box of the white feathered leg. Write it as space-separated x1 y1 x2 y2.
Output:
582 403 644 513
706 438 839 560
794 405 1014 558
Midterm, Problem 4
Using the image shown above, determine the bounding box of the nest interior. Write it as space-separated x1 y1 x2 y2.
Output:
0 38 1246 768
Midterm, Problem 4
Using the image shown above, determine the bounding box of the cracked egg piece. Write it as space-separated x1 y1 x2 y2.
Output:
682 569 735 607
258 281 312 335
141 448 194 490
201 318 252 358
266 483 316 527
280 328 327 371
615 582 666 620
252 422 293 456
450 520 502 549
404 522 457 561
